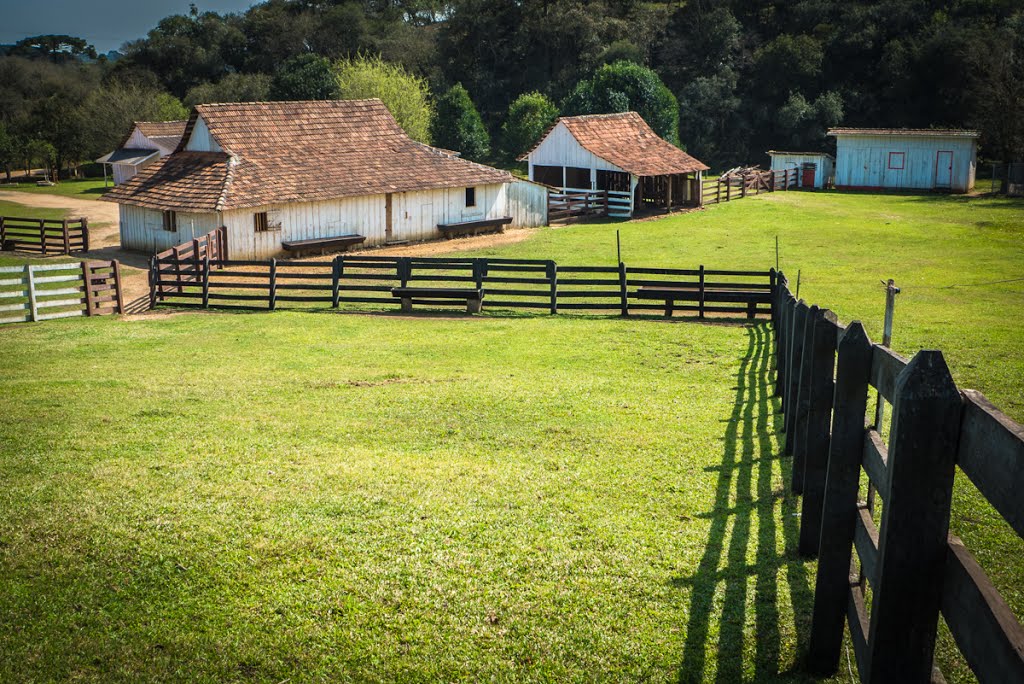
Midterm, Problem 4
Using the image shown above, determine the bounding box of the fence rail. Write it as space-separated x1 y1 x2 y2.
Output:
150 246 773 319
771 273 1024 683
0 216 89 255
548 189 609 224
0 260 123 324
702 169 797 206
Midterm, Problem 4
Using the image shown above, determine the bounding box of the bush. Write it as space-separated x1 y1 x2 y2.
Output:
500 92 558 161
334 56 432 143
431 83 489 161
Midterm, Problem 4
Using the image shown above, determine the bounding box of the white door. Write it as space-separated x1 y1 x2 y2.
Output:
935 151 953 188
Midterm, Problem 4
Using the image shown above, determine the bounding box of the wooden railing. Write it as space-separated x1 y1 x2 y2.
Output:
547 189 609 224
0 216 89 254
771 272 1024 683
0 260 123 324
701 169 797 206
150 251 774 319
150 226 227 308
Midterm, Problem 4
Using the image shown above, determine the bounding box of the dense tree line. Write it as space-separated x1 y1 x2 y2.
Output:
1 0 1021 179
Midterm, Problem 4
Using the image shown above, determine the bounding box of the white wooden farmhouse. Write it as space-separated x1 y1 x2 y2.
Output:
96 121 186 185
520 112 709 217
103 100 547 258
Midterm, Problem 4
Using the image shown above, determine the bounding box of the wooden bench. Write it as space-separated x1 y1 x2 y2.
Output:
438 217 512 239
635 286 772 318
281 234 365 256
391 287 484 314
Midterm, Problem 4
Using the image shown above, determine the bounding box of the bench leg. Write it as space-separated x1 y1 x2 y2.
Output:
467 298 481 314
401 297 412 313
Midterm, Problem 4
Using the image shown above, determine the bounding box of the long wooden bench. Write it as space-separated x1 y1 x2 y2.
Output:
391 286 484 314
635 285 772 318
438 217 512 239
281 234 366 256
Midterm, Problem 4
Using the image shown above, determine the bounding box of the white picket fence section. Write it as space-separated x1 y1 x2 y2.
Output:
0 261 123 325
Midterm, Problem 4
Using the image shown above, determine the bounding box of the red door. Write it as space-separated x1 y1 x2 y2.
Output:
801 164 816 188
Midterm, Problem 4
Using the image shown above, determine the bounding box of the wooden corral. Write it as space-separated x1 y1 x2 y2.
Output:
0 216 89 254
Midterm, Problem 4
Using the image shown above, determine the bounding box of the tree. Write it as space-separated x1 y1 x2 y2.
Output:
0 123 16 182
562 60 680 145
334 56 433 143
270 54 340 101
11 35 97 63
500 92 558 161
80 84 188 159
186 73 272 107
431 83 489 160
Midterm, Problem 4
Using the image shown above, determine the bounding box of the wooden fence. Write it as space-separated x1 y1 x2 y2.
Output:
150 226 227 307
772 273 1024 683
0 216 89 255
0 260 123 324
150 249 774 319
701 169 797 206
547 189 610 224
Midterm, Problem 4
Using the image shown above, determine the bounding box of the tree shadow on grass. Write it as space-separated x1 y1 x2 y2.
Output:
676 323 816 683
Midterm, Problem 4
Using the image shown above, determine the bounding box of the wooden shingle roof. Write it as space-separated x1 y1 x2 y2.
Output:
104 100 511 212
520 112 709 175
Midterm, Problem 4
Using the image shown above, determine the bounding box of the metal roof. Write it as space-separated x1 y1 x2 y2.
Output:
95 148 160 166
827 128 980 138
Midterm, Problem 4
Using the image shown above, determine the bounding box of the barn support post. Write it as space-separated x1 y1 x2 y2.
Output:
797 307 838 556
790 304 819 494
666 175 673 213
866 351 961 682
806 322 873 675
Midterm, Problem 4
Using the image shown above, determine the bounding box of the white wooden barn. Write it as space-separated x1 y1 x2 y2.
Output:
96 121 186 185
519 112 709 216
828 128 979 193
102 100 548 258
766 151 835 189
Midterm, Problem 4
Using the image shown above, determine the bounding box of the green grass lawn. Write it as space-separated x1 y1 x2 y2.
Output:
0 190 1021 682
1 177 110 199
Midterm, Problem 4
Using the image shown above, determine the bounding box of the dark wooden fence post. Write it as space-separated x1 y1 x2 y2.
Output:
807 321 873 674
798 308 839 556
618 261 628 316
547 261 558 315
172 246 183 294
62 219 70 254
149 256 158 309
726 180 731 202
201 255 210 309
39 219 47 255
790 304 819 492
0 216 5 247
81 217 89 252
775 282 790 398
866 350 962 682
82 261 95 316
112 260 124 314
716 180 722 204
698 264 706 319
399 256 410 288
268 258 277 310
332 256 342 308
784 300 809 454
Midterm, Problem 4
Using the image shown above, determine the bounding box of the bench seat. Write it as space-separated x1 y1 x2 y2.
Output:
391 286 484 314
281 234 366 256
437 217 512 239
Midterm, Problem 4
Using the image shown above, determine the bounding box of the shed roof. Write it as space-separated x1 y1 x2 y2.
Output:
104 100 512 212
767 150 835 159
94 148 160 166
827 128 980 138
520 112 709 175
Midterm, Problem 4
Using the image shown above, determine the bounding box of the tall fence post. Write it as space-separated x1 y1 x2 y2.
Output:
0 216 5 247
698 264 706 318
790 303 819 492
202 255 211 309
399 256 410 288
149 256 158 309
112 260 124 314
548 261 558 315
797 307 838 556
866 351 962 682
39 219 47 255
774 275 789 398
807 321 873 674
268 258 277 310
172 246 183 294
81 217 89 252
332 256 342 308
874 279 901 430
618 261 628 316
62 219 70 254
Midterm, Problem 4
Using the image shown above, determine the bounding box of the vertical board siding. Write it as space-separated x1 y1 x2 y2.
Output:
183 116 222 153
834 135 977 192
769 154 835 189
119 206 220 253
527 122 626 187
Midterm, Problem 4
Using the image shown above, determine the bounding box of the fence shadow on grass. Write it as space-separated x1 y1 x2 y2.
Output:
676 323 816 683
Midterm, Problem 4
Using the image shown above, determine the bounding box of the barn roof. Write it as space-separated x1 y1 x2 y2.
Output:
827 128 980 138
104 100 512 212
519 112 709 175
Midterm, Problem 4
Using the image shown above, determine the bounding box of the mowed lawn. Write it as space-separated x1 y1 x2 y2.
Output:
0 190 1021 682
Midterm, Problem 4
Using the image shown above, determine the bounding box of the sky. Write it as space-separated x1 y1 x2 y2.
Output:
0 0 260 53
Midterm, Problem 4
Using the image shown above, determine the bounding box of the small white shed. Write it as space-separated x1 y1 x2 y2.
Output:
767 151 835 189
96 121 186 185
828 128 979 193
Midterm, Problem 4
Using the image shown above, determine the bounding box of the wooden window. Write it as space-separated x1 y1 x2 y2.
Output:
565 167 591 189
888 152 905 170
254 211 281 232
162 210 177 232
532 165 563 187
465 187 476 207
